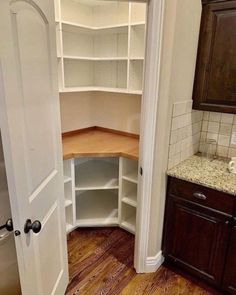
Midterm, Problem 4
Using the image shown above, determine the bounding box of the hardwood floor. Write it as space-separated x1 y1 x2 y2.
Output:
66 228 222 295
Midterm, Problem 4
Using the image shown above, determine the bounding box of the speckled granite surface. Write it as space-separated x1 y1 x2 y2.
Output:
167 154 236 196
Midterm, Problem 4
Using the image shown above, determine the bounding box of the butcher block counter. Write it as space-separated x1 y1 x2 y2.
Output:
62 127 139 161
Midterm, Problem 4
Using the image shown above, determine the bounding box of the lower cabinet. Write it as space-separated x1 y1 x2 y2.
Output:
162 177 236 293
62 156 138 235
222 220 236 294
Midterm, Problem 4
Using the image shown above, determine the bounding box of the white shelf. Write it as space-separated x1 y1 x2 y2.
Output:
63 160 73 182
64 176 71 184
60 0 129 29
130 22 146 27
60 86 142 95
77 218 118 227
129 60 143 92
75 159 119 190
62 20 129 32
66 223 73 233
122 172 138 184
130 2 146 24
120 201 136 234
121 215 136 234
121 178 137 208
64 59 127 89
122 195 137 208
65 199 73 207
76 190 118 225
130 57 144 61
63 55 128 61
130 25 145 58
56 0 146 95
62 155 139 234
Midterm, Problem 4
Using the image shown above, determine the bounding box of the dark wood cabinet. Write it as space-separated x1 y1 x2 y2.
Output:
193 0 236 113
163 195 231 285
162 177 236 292
222 218 236 294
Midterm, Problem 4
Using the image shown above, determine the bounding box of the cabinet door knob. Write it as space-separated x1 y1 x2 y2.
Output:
193 192 207 200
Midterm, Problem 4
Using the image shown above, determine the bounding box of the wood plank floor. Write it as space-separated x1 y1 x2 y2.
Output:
66 228 223 295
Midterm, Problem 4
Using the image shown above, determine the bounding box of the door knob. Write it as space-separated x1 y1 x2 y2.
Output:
24 219 42 234
0 218 13 232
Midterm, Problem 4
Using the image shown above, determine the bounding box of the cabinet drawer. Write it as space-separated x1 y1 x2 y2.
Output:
168 177 235 215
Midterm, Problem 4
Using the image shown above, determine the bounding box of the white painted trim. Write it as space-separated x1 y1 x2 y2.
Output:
145 251 165 273
134 0 165 273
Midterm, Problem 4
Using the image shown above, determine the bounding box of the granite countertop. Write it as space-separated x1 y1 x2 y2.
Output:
167 154 236 196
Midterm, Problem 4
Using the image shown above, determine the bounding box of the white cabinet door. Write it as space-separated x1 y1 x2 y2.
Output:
0 1 69 294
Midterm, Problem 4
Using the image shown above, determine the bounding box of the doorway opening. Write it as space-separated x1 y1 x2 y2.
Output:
56 0 147 278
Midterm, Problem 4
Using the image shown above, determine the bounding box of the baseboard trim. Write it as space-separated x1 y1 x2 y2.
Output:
145 251 164 273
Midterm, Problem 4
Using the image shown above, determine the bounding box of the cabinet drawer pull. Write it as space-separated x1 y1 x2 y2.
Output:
193 192 207 200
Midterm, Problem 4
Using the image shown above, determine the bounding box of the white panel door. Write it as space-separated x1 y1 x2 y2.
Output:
0 1 69 294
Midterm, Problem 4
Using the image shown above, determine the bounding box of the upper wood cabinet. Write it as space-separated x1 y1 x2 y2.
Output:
193 0 236 113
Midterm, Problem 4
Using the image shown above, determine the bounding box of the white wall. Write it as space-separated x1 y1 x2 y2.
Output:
60 92 141 134
60 92 93 132
93 92 141 134
147 0 202 257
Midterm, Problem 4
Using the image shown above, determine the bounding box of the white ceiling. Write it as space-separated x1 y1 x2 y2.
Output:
72 0 147 6
72 0 115 6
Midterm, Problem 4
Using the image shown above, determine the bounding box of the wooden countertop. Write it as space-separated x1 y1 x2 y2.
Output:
62 128 139 161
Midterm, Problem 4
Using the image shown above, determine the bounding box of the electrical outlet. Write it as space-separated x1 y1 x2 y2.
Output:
231 132 236 145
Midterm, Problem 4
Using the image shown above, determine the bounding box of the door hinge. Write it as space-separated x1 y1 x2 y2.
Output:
140 167 143 176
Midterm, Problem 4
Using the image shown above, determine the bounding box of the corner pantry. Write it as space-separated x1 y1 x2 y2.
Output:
54 0 147 240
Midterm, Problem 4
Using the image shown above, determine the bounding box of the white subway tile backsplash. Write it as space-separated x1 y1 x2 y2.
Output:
168 100 202 169
168 105 236 169
234 115 236 124
170 129 178 144
206 132 218 141
203 111 210 120
171 116 179 130
186 100 193 113
169 144 176 157
230 140 236 148
173 101 186 117
228 148 236 158
217 146 229 157
202 121 208 132
200 111 236 158
175 141 182 154
218 135 230 147
209 112 221 122
200 132 207 141
208 121 220 133
192 122 201 134
221 113 234 124
219 123 232 135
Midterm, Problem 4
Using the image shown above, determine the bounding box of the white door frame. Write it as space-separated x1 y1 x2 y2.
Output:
134 0 165 273
103 0 166 273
